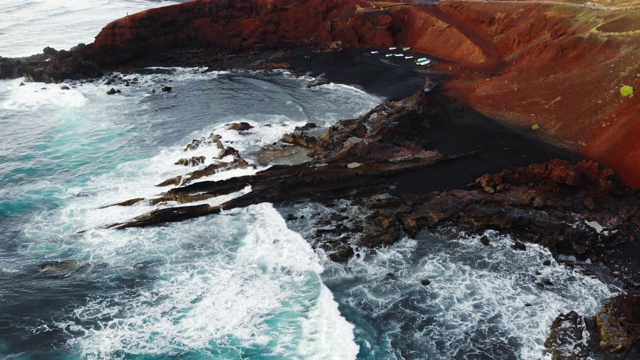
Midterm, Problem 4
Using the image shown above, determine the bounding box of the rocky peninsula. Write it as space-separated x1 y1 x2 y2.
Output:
3 0 640 357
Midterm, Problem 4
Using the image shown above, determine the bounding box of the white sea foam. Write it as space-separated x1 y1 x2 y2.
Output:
317 228 619 360
3 69 378 359
1 79 87 110
299 284 359 360
55 204 357 359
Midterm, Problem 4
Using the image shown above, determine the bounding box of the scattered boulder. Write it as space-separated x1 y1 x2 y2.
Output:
295 122 317 131
421 278 431 286
106 88 120 95
60 85 70 90
384 273 396 281
480 235 490 246
328 246 355 262
512 241 527 251
184 139 203 151
229 122 254 132
285 213 298 221
161 85 172 92
307 76 330 88
175 156 206 166
208 132 224 150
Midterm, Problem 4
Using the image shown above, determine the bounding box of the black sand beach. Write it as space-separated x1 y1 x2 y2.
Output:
277 47 583 193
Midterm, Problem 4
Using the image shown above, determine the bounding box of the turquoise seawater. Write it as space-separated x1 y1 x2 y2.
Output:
0 1 622 358
0 70 379 359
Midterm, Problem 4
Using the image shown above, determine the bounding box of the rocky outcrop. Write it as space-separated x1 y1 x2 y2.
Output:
596 293 640 354
545 292 640 359
544 311 593 360
99 88 640 285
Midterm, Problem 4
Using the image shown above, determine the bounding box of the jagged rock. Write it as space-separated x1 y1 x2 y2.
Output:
42 46 58 55
99 197 145 208
512 241 527 251
158 156 254 188
184 139 202 151
295 122 317 131
175 156 206 166
161 85 172 92
596 293 640 354
229 122 253 132
328 246 354 262
421 278 431 286
219 146 240 158
307 76 329 88
360 210 402 248
106 88 117 95
208 132 224 150
256 143 310 166
480 235 490 246
544 311 591 360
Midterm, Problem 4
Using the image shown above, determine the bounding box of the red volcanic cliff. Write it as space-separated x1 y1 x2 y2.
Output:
434 1 640 188
63 0 640 187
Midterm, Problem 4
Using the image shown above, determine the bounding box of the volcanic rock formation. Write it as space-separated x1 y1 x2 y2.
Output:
1 0 639 187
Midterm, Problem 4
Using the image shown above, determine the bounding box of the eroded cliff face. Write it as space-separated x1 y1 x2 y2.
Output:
435 2 640 188
4 0 639 187
84 0 394 63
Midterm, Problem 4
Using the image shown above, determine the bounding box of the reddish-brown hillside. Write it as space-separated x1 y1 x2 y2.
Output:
43 0 640 187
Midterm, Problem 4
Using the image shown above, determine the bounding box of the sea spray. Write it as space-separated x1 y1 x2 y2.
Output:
55 204 358 359
283 202 619 359
0 67 379 358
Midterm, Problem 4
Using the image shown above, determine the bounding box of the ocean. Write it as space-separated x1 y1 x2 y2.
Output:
0 1 620 359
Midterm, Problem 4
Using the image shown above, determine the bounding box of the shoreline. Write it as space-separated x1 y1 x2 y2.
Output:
2 0 640 356
50 45 639 292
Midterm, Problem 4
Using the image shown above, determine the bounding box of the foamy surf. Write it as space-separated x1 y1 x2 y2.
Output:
54 204 358 359
1 66 381 358
320 229 618 359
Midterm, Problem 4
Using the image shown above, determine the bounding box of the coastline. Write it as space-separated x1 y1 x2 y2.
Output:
1 0 640 356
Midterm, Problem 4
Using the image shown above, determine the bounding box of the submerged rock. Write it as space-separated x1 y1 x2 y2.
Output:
39 260 88 277
40 260 79 272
